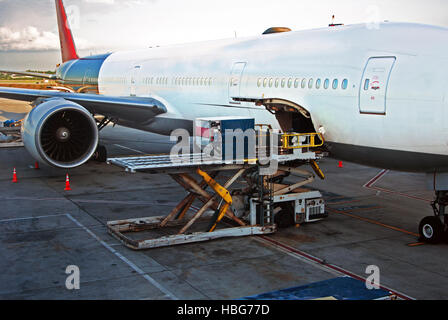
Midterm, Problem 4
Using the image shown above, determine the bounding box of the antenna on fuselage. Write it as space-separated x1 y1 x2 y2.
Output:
329 15 344 27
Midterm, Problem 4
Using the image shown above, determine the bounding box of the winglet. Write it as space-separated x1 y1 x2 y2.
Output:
55 0 79 62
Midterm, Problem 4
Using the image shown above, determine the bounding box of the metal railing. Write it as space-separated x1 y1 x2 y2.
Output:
281 132 324 149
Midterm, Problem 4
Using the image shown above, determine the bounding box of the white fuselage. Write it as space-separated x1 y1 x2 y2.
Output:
97 22 448 171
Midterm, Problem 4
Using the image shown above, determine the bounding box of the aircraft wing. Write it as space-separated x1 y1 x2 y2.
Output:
0 70 58 80
0 87 167 123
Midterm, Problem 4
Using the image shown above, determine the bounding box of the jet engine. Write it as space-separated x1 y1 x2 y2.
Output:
21 98 99 168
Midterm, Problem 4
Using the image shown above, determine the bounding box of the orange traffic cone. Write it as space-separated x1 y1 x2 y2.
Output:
12 168 18 183
64 174 71 191
338 161 344 168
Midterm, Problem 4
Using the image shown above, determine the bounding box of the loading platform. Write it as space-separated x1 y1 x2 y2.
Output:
0 120 23 148
107 118 327 250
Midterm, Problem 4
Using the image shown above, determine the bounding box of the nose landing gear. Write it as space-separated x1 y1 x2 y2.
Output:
419 191 448 244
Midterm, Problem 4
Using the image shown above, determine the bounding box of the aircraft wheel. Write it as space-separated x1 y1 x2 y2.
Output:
419 216 444 244
92 145 107 162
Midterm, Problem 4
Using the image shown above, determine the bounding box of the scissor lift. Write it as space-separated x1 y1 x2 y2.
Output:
107 123 327 250
0 120 23 148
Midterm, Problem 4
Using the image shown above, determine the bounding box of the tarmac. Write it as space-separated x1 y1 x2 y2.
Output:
0 98 447 300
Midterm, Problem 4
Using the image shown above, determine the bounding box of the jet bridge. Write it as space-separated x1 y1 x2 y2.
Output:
106 117 327 250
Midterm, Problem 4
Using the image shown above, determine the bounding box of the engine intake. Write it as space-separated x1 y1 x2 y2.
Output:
22 98 99 168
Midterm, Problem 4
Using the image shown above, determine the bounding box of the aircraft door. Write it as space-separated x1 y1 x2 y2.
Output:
228 62 246 104
359 57 396 114
130 65 141 96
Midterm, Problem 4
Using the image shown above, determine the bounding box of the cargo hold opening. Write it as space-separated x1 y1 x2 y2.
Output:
275 110 316 134
232 97 322 144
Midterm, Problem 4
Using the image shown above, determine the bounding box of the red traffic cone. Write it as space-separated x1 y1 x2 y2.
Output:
34 162 39 170
64 174 71 191
338 161 344 168
12 168 18 183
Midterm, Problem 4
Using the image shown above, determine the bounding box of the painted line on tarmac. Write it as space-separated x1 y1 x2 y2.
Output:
363 169 389 188
0 212 178 299
0 213 67 223
363 169 431 202
0 197 178 206
407 242 425 247
113 144 146 155
256 235 414 300
65 213 179 300
327 207 420 237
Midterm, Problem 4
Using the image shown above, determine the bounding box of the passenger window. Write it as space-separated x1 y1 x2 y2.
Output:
287 78 293 88
342 79 348 89
316 78 321 89
281 78 286 88
332 79 338 89
364 79 370 90
257 78 262 87
324 79 329 89
294 78 300 88
308 78 314 89
263 78 268 87
275 78 279 88
301 78 306 89
269 78 273 87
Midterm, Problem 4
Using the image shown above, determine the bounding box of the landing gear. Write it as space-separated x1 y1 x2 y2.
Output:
91 145 107 162
96 116 113 131
419 216 444 244
419 191 448 244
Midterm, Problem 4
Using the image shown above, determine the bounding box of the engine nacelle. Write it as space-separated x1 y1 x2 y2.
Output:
22 98 99 168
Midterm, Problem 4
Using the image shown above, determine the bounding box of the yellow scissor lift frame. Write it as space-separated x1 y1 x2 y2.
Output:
106 132 325 250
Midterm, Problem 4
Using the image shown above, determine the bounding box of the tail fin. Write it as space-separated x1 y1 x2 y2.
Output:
55 0 79 62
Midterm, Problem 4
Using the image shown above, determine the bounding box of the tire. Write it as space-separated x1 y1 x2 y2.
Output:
274 202 295 228
419 216 444 244
92 145 107 162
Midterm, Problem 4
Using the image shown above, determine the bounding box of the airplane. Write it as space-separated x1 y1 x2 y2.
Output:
1 0 448 244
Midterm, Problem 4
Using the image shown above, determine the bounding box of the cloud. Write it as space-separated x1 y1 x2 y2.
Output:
0 26 91 51
0 26 58 51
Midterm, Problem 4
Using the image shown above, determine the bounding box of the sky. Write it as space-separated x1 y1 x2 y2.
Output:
0 0 447 70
